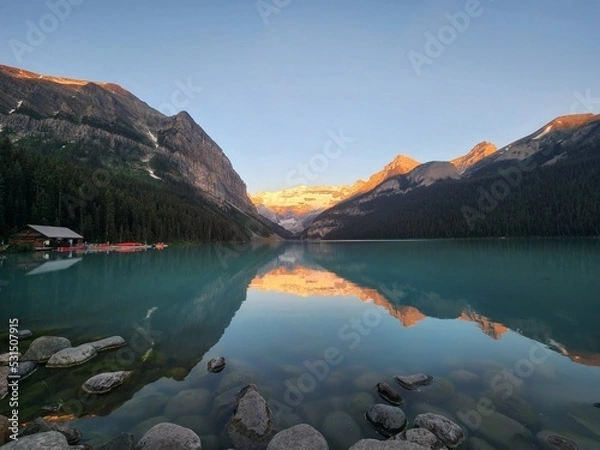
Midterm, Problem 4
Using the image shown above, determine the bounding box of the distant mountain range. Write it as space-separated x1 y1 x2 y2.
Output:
251 142 495 233
1 63 598 242
304 113 600 239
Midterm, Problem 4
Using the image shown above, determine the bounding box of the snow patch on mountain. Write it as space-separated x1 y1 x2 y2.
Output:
532 125 553 140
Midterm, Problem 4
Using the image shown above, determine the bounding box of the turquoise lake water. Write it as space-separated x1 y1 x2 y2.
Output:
1 239 600 449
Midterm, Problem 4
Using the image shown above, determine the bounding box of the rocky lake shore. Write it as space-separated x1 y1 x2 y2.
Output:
2 332 600 449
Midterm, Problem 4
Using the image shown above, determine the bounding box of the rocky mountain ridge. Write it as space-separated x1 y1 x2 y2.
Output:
253 145 493 233
0 64 256 216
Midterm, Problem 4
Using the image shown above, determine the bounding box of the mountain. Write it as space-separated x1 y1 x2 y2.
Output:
250 185 359 234
352 154 421 195
251 149 493 234
251 155 422 233
305 114 600 239
0 64 281 242
0 64 255 214
465 114 597 177
451 141 497 174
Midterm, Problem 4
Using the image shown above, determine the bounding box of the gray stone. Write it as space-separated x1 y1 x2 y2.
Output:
135 422 202 450
0 366 8 399
207 357 226 373
46 344 97 368
377 382 404 406
321 411 362 449
226 384 276 449
0 431 71 449
366 404 407 437
0 353 20 366
392 428 446 449
88 336 126 352
132 416 169 442
349 439 430 450
536 432 579 450
19 417 82 444
0 414 10 445
15 361 38 380
22 336 71 363
18 330 33 339
395 373 433 390
266 424 328 450
414 413 465 448
536 430 600 450
164 388 211 418
83 371 132 394
97 433 134 450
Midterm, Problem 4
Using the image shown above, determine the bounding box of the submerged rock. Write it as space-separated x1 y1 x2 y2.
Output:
448 369 480 385
164 388 211 417
536 430 600 450
18 330 33 339
392 428 447 449
346 392 376 417
15 361 38 380
414 413 465 448
208 356 226 373
88 336 126 352
267 424 328 450
0 366 9 399
1 431 71 449
46 344 97 368
83 371 133 394
464 411 532 450
321 411 362 449
97 432 134 450
0 415 10 445
135 422 202 450
227 384 276 449
395 373 433 390
21 336 71 363
349 439 429 449
366 404 407 437
19 417 82 444
377 382 404 406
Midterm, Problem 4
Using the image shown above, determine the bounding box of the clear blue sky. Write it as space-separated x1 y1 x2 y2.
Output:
0 0 598 192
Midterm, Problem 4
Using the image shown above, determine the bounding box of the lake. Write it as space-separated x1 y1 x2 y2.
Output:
1 239 600 449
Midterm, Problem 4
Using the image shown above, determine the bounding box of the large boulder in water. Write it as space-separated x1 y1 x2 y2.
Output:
227 384 276 449
83 371 133 394
135 422 201 450
46 344 97 368
267 424 328 450
19 417 82 444
21 336 71 363
87 336 126 352
0 431 71 449
349 439 430 449
414 413 465 448
366 404 407 437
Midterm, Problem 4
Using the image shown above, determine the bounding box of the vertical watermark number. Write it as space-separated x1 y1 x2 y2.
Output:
7 319 20 442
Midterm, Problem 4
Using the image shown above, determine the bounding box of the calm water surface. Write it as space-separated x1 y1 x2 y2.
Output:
1 240 600 449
